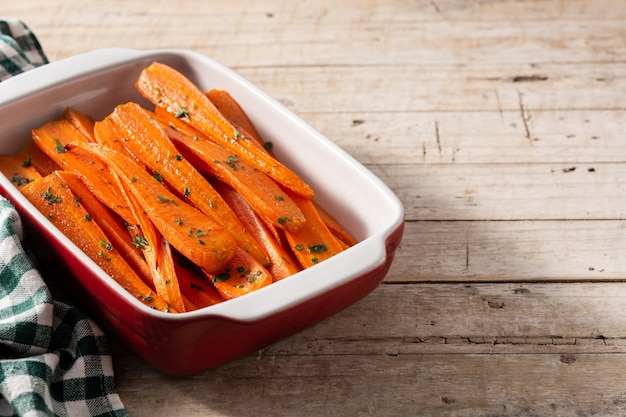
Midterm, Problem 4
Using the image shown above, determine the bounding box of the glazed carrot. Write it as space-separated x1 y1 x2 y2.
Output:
174 256 224 308
167 125 306 232
135 61 315 199
15 140 61 176
21 172 173 312
55 170 153 287
0 155 42 189
31 121 136 226
284 193 345 269
121 181 187 313
215 181 300 281
103 102 269 265
77 143 237 272
204 247 272 300
60 107 96 142
312 200 358 247
206 89 264 148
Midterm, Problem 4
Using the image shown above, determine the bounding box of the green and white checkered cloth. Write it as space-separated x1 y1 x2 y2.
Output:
0 19 129 417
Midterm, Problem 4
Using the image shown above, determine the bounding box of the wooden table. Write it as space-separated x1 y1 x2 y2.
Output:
4 0 626 415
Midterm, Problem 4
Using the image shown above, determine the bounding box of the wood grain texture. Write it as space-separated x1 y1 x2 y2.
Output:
3 0 626 415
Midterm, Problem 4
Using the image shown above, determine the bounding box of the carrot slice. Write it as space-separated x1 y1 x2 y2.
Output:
21 172 173 312
204 247 272 300
103 102 269 265
122 181 187 313
60 107 96 142
0 155 42 189
135 61 314 199
77 143 237 273
284 193 345 269
15 140 61 176
167 125 306 232
206 89 264 148
55 170 153 287
31 121 136 226
174 255 224 308
312 200 358 247
215 181 300 281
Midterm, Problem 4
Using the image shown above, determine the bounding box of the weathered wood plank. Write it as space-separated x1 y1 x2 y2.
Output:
113 282 626 416
367 163 626 221
16 1 626 67
304 109 625 165
388 220 626 281
115 352 626 417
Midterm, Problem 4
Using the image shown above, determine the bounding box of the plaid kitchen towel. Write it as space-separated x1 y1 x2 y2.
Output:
0 19 129 417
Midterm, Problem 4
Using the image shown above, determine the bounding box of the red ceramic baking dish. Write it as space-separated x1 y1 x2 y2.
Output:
0 48 404 376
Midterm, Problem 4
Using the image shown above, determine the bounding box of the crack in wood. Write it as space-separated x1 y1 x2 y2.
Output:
517 90 533 144
434 120 443 158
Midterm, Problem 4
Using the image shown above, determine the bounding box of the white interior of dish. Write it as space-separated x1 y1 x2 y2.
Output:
0 49 404 322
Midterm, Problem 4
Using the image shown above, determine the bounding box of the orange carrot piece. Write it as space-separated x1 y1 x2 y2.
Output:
55 170 154 287
215 181 301 281
103 102 269 265
122 183 187 313
15 140 61 176
77 143 237 273
167 125 306 232
0 155 42 189
31 121 136 226
204 247 272 300
21 172 173 312
206 89 264 148
312 200 358 247
174 257 224 308
135 61 314 199
284 193 345 269
60 107 96 142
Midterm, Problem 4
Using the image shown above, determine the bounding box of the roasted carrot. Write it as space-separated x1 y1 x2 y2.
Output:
0 155 42 189
284 193 345 269
167 125 306 232
121 180 187 313
206 89 264 148
31 121 136 226
174 255 224 308
204 247 272 300
215 181 301 281
102 102 269 265
21 171 173 312
77 143 237 272
135 61 315 199
55 170 153 287
15 140 61 176
60 107 96 142
312 200 358 247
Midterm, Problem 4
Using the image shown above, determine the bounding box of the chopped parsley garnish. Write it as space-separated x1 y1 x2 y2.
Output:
212 271 231 283
175 107 190 120
54 139 67 154
43 188 62 205
99 239 113 251
132 234 149 249
157 195 177 205
308 244 328 253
